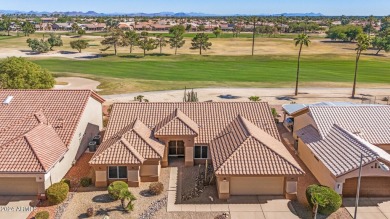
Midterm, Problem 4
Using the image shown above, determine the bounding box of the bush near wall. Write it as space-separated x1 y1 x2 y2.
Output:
46 182 69 205
35 211 49 219
108 181 128 200
149 182 164 195
306 184 342 215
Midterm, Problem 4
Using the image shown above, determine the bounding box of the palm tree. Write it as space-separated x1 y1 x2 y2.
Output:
352 34 371 98
118 188 136 212
294 34 311 96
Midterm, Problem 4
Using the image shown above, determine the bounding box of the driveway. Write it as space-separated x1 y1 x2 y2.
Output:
0 196 38 219
344 197 390 219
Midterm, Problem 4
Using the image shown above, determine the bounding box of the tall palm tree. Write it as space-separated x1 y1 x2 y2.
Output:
352 34 371 98
294 34 311 96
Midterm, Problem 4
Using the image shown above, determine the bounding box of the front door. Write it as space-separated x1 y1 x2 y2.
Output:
168 140 185 156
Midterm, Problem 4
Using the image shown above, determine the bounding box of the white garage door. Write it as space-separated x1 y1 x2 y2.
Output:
0 178 38 195
230 177 284 195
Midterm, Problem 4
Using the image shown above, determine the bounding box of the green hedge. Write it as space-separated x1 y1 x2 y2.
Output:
46 182 69 205
61 178 71 188
35 211 49 219
80 177 92 187
306 184 342 215
108 181 128 200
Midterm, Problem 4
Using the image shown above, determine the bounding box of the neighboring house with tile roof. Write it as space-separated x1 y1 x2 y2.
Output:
294 105 390 197
90 102 304 199
0 90 104 196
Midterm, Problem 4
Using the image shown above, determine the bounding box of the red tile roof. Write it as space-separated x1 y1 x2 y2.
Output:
98 102 303 175
211 115 304 176
154 108 199 136
0 89 104 173
90 119 164 165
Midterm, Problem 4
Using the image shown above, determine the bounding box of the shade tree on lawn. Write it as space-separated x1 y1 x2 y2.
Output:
190 33 212 55
169 25 186 55
70 40 89 53
294 33 311 96
137 31 157 57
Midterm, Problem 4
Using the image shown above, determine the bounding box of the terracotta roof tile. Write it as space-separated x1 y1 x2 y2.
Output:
0 89 104 173
211 115 304 176
100 103 303 176
90 119 164 165
155 108 199 136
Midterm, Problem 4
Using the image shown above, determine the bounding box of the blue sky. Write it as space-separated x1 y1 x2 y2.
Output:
3 0 390 15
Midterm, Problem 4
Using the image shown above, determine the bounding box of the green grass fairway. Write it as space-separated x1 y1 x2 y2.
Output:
33 54 390 84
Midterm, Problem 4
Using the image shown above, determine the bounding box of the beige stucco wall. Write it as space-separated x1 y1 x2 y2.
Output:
45 97 103 189
298 139 336 189
140 163 161 177
158 136 195 167
293 113 317 139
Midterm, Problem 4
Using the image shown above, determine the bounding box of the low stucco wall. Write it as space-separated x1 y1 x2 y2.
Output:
293 113 317 139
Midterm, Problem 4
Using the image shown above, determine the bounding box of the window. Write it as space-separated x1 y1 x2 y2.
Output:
168 140 185 156
194 145 208 159
108 166 127 179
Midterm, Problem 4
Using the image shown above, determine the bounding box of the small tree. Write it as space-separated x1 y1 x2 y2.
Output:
372 35 390 55
213 27 222 38
77 29 86 37
306 184 342 216
0 57 55 89
118 188 136 211
124 30 139 53
47 33 63 50
101 27 125 55
0 16 12 36
190 33 212 55
155 34 168 54
26 38 50 53
169 25 186 55
137 32 157 56
70 40 89 53
22 21 35 36
71 23 79 32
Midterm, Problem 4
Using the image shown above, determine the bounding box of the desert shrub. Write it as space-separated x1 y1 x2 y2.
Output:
149 182 164 195
46 182 69 205
306 184 342 215
108 181 128 200
35 211 49 219
80 177 92 187
86 207 94 217
61 178 71 188
248 96 261 102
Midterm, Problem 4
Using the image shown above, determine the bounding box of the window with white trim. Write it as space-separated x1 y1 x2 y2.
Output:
108 166 127 179
194 145 208 159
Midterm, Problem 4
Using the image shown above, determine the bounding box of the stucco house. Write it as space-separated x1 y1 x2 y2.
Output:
293 105 390 196
0 90 104 196
90 102 304 199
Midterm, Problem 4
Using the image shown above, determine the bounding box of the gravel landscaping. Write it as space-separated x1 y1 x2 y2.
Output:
178 165 225 204
61 167 170 219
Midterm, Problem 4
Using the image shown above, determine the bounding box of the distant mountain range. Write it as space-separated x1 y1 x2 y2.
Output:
0 10 326 17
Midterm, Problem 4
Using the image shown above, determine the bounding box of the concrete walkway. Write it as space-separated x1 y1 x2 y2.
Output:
344 197 390 219
167 167 300 219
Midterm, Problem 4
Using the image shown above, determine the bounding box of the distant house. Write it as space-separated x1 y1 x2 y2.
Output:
52 22 73 31
0 90 104 196
41 17 57 23
294 105 390 197
80 23 106 31
89 102 304 199
117 22 133 30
